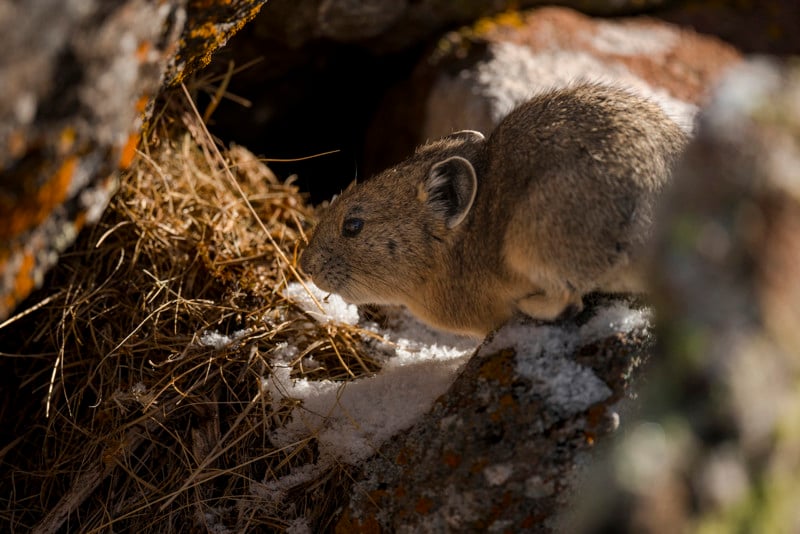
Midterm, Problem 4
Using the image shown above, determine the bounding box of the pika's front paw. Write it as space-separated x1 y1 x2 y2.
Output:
517 290 583 322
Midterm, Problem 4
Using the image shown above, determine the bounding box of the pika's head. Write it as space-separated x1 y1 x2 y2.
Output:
300 130 485 306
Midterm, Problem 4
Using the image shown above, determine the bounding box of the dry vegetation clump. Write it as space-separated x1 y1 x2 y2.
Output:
0 91 378 532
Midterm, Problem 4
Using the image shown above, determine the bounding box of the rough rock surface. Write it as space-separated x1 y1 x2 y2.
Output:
165 0 269 85
568 59 800 533
338 299 654 532
0 0 268 321
254 0 673 52
365 6 741 174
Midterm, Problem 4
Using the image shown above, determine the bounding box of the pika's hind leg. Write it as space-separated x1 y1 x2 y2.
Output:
516 286 583 322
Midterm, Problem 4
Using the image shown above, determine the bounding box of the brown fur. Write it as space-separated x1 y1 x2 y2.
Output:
300 84 687 337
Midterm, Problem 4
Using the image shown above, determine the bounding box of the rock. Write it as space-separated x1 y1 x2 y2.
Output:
0 0 268 321
338 298 654 532
659 0 800 55
165 0 270 85
364 6 741 174
254 0 674 52
568 58 800 533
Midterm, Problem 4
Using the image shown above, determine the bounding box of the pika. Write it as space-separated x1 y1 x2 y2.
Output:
300 84 687 337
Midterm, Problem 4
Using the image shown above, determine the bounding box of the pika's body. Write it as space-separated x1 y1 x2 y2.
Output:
301 84 687 337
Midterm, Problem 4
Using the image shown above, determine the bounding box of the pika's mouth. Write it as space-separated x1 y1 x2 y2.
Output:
308 275 335 295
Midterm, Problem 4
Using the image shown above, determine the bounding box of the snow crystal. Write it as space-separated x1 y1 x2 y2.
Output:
250 463 320 506
579 303 651 344
483 463 514 486
285 517 312 534
198 328 251 349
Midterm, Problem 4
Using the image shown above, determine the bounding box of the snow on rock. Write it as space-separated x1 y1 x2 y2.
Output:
258 281 478 502
481 319 607 417
275 283 654 533
365 6 740 175
338 298 654 532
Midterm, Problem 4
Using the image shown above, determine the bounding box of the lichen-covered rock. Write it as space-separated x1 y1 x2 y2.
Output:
568 58 800 533
338 299 654 532
0 0 268 321
165 0 269 85
364 6 740 174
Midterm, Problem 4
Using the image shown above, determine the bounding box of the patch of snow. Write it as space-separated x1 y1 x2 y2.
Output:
250 463 320 507
705 58 783 139
198 328 251 349
590 21 677 56
482 319 608 415
283 281 359 326
481 304 649 416
262 313 473 464
483 463 514 486
262 282 476 476
285 517 312 534
269 283 648 497
579 303 651 344
476 43 698 133
271 341 298 363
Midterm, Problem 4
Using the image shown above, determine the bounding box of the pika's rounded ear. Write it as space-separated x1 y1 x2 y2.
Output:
423 156 477 229
443 130 485 143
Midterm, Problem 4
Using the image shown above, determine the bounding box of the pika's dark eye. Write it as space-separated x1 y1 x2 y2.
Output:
342 217 364 237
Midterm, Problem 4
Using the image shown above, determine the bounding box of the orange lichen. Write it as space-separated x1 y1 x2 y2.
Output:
472 9 525 36
118 132 140 169
44 156 76 207
135 95 149 114
414 496 434 515
72 210 87 235
478 349 515 386
0 156 78 239
334 510 382 534
442 451 462 468
395 449 409 465
136 41 150 62
13 252 36 303
168 2 267 85
490 394 520 422
585 404 607 428
498 393 516 409
470 458 489 473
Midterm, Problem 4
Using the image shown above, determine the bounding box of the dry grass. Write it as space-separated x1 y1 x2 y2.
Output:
0 86 378 532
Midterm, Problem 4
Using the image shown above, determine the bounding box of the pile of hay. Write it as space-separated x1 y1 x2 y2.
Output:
0 90 379 532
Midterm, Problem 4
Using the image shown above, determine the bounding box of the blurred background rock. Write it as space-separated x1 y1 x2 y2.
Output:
569 58 800 534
